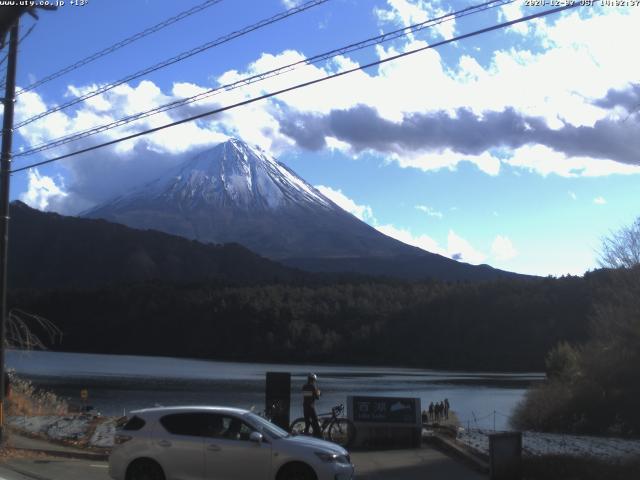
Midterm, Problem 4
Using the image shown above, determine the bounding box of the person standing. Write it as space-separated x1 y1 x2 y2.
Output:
444 398 450 420
302 373 322 438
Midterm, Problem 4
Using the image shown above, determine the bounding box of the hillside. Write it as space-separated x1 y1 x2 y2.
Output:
8 201 302 289
84 138 525 282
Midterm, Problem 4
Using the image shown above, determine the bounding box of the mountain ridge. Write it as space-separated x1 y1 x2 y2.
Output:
83 138 527 281
83 138 418 260
8 200 303 289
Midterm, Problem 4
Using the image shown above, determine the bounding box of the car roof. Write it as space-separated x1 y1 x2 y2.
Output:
130 406 250 416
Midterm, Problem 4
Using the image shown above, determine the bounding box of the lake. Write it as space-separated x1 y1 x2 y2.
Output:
6 350 544 431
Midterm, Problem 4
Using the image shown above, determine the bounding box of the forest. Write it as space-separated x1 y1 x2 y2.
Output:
10 272 596 371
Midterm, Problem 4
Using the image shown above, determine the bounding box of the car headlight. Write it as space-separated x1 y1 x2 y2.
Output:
315 452 351 465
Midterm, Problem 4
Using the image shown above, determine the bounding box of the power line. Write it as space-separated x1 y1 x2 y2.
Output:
14 0 331 130
14 0 514 158
10 3 581 175
14 0 225 96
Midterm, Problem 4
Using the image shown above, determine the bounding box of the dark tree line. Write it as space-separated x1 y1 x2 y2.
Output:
9 273 599 372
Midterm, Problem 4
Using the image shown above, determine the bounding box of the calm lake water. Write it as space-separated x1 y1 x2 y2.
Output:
6 350 544 431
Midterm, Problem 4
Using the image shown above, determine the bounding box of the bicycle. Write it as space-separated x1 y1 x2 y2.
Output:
254 400 283 422
289 404 356 448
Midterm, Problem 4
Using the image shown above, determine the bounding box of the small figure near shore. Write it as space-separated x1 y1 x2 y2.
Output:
425 399 453 424
302 373 322 438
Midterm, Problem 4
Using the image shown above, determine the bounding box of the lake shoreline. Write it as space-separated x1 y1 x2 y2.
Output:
7 350 543 431
16 348 547 375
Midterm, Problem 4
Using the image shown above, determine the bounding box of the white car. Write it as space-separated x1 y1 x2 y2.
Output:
109 406 355 480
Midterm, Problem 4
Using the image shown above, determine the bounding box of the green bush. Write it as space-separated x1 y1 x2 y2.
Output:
512 266 640 436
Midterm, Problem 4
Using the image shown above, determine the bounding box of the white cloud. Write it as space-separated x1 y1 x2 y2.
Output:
593 196 606 205
491 235 518 261
415 204 443 218
20 169 68 211
504 145 640 178
315 185 375 223
498 3 528 35
13 5 640 214
375 0 455 40
392 149 502 175
447 230 487 264
308 189 483 261
375 224 446 256
568 191 577 200
376 224 489 265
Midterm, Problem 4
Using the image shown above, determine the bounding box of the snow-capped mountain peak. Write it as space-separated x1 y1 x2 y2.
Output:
147 138 334 211
84 137 415 259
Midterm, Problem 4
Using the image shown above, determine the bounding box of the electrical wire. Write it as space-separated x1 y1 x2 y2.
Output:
13 0 331 130
14 0 514 158
14 0 225 96
10 3 581 175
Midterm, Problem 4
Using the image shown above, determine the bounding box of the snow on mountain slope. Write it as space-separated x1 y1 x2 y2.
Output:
83 138 522 280
137 138 334 211
83 138 415 259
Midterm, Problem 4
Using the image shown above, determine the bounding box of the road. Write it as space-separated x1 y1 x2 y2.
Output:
0 445 486 480
0 457 110 480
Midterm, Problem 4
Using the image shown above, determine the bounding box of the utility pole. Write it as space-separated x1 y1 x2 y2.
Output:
0 18 19 444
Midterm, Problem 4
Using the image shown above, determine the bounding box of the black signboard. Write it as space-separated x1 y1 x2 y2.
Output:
351 396 419 424
265 372 291 430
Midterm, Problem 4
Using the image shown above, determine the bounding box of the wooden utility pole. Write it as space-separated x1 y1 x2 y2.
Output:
0 17 18 444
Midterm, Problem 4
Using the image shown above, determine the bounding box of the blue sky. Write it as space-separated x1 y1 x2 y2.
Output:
5 0 640 276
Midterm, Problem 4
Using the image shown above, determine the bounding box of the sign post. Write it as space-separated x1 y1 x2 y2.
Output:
489 432 522 480
348 395 421 448
80 388 88 411
265 372 290 430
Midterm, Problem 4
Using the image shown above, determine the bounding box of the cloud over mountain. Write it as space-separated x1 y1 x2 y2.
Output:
279 103 640 167
13 5 640 217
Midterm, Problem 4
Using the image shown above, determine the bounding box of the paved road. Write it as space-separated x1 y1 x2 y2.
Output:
351 447 486 480
1 457 110 480
0 445 486 480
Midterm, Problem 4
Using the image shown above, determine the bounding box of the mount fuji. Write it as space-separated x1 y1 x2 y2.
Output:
85 139 522 281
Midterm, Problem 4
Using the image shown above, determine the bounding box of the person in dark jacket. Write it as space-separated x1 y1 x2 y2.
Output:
302 373 321 438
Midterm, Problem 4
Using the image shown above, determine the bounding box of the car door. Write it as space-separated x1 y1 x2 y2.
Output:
203 414 271 480
154 413 206 480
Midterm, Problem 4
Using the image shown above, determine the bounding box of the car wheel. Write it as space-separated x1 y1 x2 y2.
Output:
276 462 318 480
126 459 166 480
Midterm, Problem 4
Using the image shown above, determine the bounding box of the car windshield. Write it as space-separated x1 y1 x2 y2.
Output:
244 412 289 440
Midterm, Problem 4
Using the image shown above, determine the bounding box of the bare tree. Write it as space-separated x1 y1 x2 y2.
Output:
598 217 640 269
6 309 61 350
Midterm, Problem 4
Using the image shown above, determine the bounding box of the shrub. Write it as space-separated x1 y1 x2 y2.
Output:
6 371 68 416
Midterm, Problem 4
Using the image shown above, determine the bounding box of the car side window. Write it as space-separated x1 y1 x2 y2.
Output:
203 414 254 441
160 413 208 437
202 414 227 438
225 417 254 441
122 416 146 431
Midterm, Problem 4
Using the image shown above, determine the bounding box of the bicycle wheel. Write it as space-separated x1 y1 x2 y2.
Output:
289 417 307 435
328 418 356 448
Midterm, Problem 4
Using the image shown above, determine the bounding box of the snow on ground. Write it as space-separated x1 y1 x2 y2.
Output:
9 413 640 460
89 417 117 448
9 415 90 441
457 429 640 463
8 415 116 448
